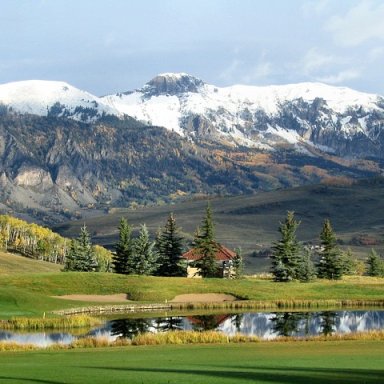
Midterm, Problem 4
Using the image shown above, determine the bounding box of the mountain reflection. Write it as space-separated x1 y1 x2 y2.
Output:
1 310 383 346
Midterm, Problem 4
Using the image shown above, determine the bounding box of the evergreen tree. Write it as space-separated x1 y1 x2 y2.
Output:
317 219 343 280
270 211 301 281
194 204 218 277
63 239 78 271
113 218 135 274
296 247 315 282
340 248 361 276
64 225 98 271
231 247 243 279
132 224 158 275
156 213 186 277
366 249 384 277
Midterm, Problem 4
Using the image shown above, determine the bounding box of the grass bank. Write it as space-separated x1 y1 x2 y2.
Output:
1 273 384 317
0 314 102 330
0 339 383 383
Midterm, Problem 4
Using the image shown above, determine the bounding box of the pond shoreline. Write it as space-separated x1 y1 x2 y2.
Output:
52 299 384 315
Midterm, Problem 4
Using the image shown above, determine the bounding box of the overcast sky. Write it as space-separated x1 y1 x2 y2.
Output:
1 0 383 95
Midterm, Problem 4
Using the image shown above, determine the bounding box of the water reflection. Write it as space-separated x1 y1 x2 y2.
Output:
110 318 152 339
1 309 384 346
320 311 337 336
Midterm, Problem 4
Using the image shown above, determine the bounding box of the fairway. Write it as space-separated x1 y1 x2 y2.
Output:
0 340 383 383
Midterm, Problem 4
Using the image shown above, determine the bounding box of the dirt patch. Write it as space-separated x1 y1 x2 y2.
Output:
53 294 130 302
170 293 237 303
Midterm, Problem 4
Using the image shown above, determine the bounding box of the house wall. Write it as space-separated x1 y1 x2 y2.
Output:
187 266 202 278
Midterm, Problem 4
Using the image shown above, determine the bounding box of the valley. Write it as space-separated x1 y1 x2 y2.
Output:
55 179 384 273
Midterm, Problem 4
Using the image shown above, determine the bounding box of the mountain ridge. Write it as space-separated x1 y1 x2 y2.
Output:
0 73 383 224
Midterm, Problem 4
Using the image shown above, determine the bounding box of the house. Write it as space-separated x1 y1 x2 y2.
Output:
181 243 237 278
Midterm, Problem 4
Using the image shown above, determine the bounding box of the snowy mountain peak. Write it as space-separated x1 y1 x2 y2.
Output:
142 72 205 97
0 80 121 122
102 75 384 155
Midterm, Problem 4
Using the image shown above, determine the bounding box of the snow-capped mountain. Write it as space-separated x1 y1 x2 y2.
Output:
0 80 121 122
0 73 383 223
1 74 383 157
103 73 384 157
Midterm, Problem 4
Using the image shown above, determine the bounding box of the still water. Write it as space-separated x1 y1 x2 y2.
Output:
1 309 384 347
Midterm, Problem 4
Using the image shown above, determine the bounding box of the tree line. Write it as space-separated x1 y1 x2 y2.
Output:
270 211 384 282
0 215 112 271
64 205 243 278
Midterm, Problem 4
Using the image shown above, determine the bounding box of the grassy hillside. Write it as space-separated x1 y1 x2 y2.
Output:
54 179 384 273
0 251 61 274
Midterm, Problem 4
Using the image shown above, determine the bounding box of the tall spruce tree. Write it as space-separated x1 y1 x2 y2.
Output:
366 249 384 277
270 211 301 281
156 213 186 277
63 239 78 271
232 247 244 279
64 225 98 271
317 219 343 280
113 218 135 274
296 247 315 282
132 224 158 275
194 204 218 277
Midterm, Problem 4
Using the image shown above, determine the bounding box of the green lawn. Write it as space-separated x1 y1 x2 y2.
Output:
0 272 384 317
0 340 383 383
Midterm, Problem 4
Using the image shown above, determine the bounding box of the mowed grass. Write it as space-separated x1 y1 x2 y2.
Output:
0 272 384 317
0 340 383 383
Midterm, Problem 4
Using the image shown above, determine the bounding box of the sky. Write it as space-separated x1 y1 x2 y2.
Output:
1 0 383 96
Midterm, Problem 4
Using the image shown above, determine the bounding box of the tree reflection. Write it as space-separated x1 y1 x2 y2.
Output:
188 314 231 331
270 312 307 337
320 311 338 336
231 314 243 332
110 318 151 339
153 317 184 332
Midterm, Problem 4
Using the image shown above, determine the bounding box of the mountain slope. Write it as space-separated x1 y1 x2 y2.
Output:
103 73 384 157
0 74 383 224
0 80 122 122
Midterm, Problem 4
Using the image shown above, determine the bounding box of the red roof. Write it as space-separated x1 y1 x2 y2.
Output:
182 243 236 261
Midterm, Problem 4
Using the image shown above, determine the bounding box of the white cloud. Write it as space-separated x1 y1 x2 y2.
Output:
295 47 361 86
242 62 272 83
326 1 384 46
301 0 331 17
219 51 273 85
368 46 384 61
317 69 361 85
218 59 242 83
301 48 337 74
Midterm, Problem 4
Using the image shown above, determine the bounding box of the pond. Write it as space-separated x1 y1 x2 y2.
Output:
1 309 384 347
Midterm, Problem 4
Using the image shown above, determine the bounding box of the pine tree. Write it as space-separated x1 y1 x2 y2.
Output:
64 225 98 271
113 218 135 274
63 239 78 271
366 249 384 277
296 247 315 282
77 224 98 271
132 224 158 275
270 211 301 281
231 247 243 279
156 213 186 277
317 219 343 280
194 204 218 278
